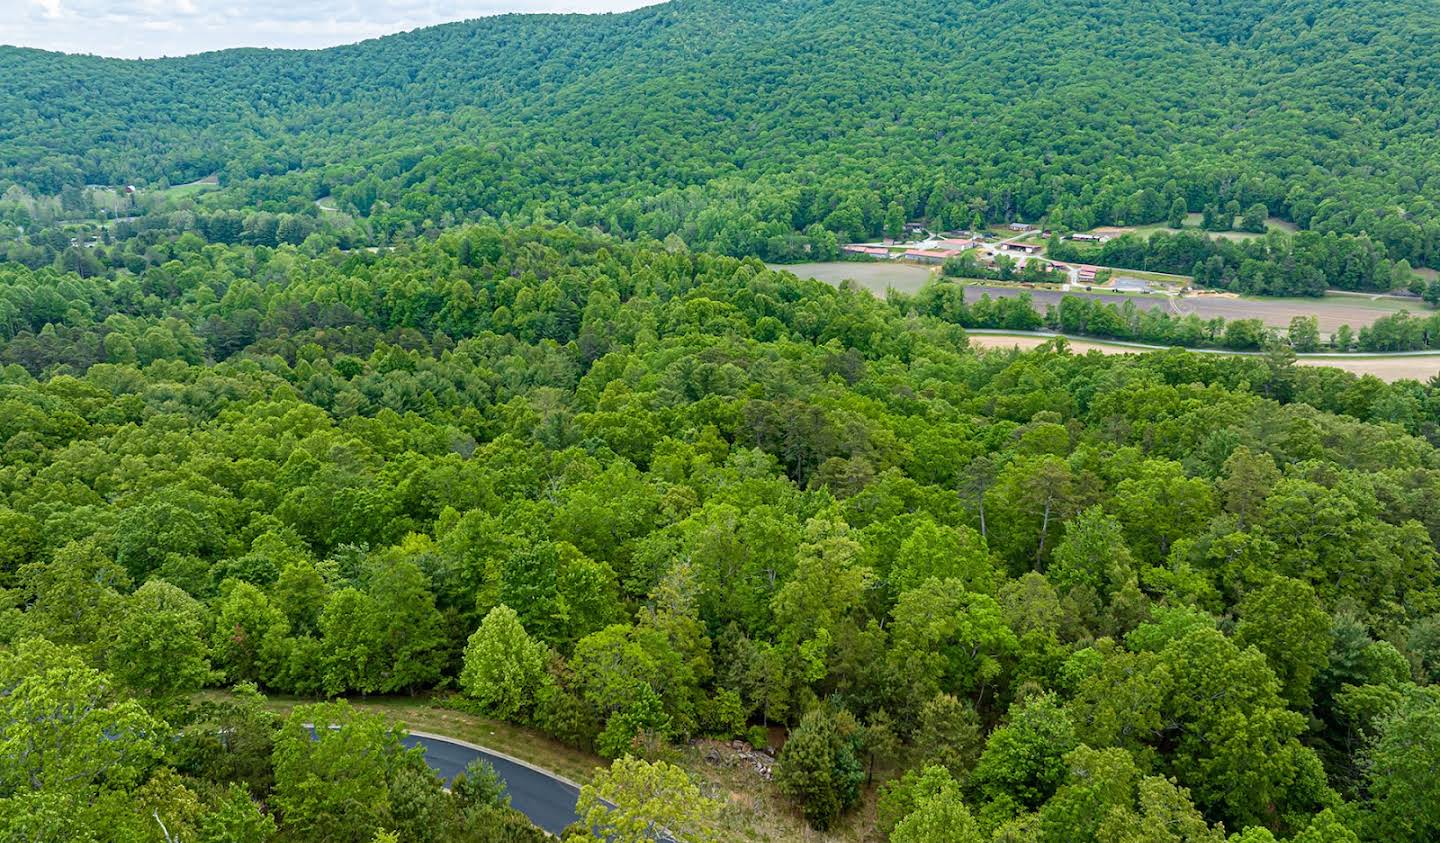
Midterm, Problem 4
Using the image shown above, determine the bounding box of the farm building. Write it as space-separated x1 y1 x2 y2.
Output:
1007 242 1044 255
904 248 961 265
936 238 977 250
1077 265 1100 282
1009 222 1034 232
842 245 891 258
1070 232 1110 243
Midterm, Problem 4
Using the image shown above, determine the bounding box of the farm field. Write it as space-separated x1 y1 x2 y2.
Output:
778 261 1421 334
771 260 935 294
985 281 1414 334
965 332 1440 382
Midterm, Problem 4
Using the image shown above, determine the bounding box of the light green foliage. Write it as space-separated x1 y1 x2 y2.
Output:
319 587 384 695
460 604 550 720
210 580 290 685
971 693 1077 816
1158 628 1329 828
914 693 984 779
1235 577 1331 707
888 517 996 597
1034 746 1223 843
1048 506 1136 600
1108 460 1215 564
109 578 214 704
367 559 447 693
198 784 277 843
1366 690 1440 842
772 517 870 685
0 638 165 794
16 538 128 659
889 581 1018 710
576 755 719 843
891 774 983 843
272 701 417 843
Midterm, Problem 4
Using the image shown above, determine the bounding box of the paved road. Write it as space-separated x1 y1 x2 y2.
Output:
402 731 582 836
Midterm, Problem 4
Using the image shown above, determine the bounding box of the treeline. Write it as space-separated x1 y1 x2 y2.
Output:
942 252 1069 285
1051 229 1424 296
915 281 1440 355
1 226 1439 841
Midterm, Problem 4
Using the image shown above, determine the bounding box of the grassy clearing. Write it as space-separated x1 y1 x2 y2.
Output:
1123 215 1294 242
1105 267 1193 285
160 182 219 200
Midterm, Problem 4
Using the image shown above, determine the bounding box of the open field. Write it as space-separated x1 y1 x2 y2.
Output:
955 283 1413 334
772 261 935 294
965 332 1440 382
775 263 1423 333
160 174 220 199
1171 292 1413 333
1123 215 1297 242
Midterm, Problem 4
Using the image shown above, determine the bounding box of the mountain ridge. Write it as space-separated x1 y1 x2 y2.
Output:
4 0 1440 266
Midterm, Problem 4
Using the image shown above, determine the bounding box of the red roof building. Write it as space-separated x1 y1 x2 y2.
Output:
904 248 962 264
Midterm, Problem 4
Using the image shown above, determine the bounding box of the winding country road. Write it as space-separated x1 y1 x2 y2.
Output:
402 730 583 836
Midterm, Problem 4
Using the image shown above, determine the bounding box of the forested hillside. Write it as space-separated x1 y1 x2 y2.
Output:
5 0 1440 265
1 225 1439 840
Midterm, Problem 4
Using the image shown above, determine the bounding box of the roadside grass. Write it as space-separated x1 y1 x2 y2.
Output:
195 688 889 840
194 689 604 784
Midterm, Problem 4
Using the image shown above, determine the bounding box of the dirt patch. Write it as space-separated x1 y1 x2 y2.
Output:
967 334 1135 356
1295 356 1440 382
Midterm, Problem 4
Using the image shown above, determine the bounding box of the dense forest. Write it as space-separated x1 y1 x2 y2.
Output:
6 0 1440 270
1 225 1439 841
7 0 1440 839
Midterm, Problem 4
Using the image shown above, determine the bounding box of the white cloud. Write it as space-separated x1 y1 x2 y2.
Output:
31 0 64 20
0 0 661 58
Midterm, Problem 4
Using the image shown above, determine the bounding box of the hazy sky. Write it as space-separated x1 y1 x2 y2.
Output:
2 1 661 58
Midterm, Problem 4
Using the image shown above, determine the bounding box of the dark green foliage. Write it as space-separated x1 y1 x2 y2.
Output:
774 707 866 831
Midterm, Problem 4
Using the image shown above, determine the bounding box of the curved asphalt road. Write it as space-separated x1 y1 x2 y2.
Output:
402 731 582 836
